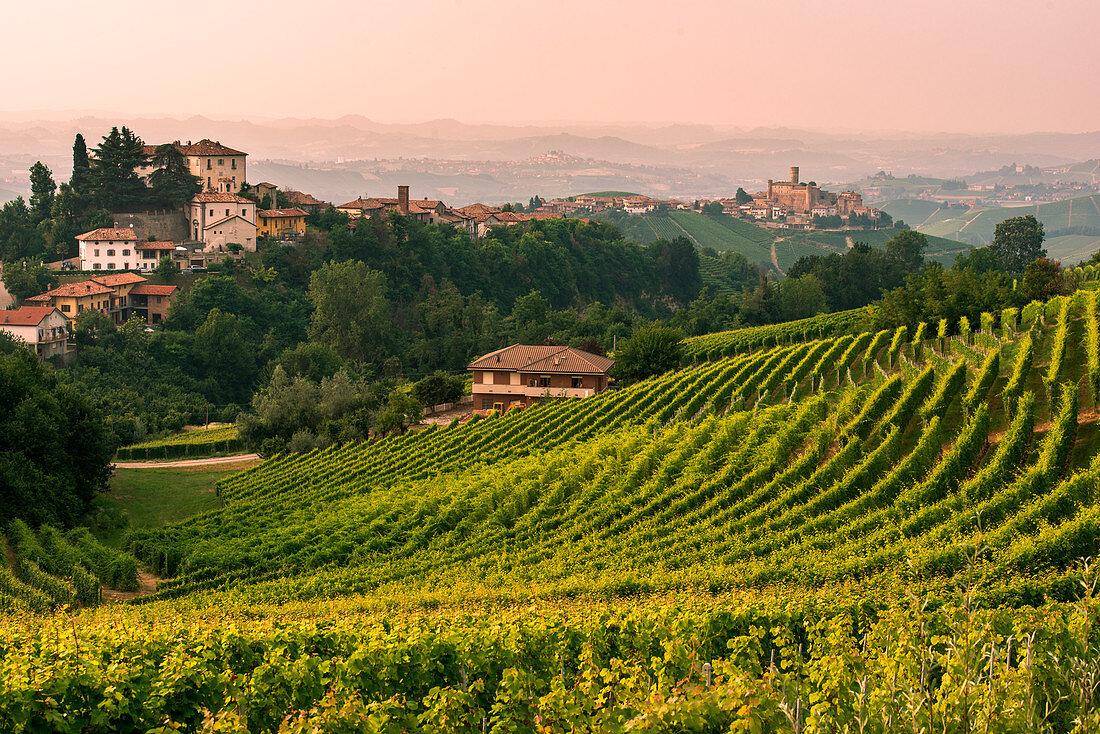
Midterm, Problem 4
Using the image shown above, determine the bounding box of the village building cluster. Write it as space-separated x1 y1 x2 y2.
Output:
336 186 569 239
0 272 180 362
537 167 884 229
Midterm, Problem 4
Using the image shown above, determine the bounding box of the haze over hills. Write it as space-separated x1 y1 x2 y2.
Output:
3 114 1100 207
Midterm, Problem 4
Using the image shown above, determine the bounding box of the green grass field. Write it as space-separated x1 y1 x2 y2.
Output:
88 462 258 547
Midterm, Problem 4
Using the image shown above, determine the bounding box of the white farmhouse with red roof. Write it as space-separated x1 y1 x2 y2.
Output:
0 306 70 361
76 227 140 271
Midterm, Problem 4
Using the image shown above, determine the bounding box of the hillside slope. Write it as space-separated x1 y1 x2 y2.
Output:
884 194 1100 263
122 292 1100 606
6 292 1100 730
597 210 970 270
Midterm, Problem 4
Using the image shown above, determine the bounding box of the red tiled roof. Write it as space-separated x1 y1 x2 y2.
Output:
468 345 614 374
37 281 113 298
456 203 500 217
258 208 308 219
135 241 177 250
0 306 63 326
178 139 246 157
337 197 388 210
285 191 326 207
129 284 178 296
91 273 147 287
76 228 138 241
192 193 254 203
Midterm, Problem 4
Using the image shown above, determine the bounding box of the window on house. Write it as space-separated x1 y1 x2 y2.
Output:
156 296 162 304
60 304 70 313
218 159 224 166
481 399 493 409
94 249 99 256
207 177 211 188
528 378 537 387
122 249 129 256
93 263 101 270
538 377 551 388
231 159 237 170
571 377 583 389
107 249 115 256
207 160 212 169
108 263 116 269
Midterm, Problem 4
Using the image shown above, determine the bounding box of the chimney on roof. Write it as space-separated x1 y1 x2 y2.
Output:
398 185 409 215
187 140 191 146
173 140 180 146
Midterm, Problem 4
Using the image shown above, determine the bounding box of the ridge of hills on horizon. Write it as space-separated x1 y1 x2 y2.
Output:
2 114 1100 190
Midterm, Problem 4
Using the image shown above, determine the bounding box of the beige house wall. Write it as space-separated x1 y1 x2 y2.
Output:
189 154 247 193
201 217 257 252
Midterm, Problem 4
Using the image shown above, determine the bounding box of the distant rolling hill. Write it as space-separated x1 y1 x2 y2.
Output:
595 210 970 274
0 186 20 205
883 194 1100 264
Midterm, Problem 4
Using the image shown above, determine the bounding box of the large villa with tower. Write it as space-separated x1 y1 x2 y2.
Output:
467 344 614 411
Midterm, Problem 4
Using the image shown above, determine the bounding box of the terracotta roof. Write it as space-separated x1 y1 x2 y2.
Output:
258 208 308 219
76 228 138 241
455 203 500 217
91 273 147 287
23 294 50 303
192 192 254 203
129 284 178 296
285 191 326 207
135 241 177 250
37 281 113 298
337 197 388 210
468 345 614 374
0 306 63 326
178 139 246 157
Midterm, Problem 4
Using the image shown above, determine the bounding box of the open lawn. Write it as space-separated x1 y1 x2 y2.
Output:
88 461 259 547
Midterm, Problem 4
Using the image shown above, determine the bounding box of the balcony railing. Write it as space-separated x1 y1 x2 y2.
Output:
473 384 596 399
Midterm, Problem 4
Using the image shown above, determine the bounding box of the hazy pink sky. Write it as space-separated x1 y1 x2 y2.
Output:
3 0 1097 133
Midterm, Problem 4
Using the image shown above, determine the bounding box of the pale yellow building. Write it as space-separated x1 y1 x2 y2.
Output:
257 208 308 238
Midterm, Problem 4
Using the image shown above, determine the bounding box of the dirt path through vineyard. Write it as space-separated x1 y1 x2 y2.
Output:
114 454 261 469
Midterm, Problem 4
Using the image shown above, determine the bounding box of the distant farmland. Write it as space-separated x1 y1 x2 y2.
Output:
595 210 970 271
883 194 1100 264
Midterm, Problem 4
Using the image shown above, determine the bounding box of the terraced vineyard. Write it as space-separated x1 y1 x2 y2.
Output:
5 291 1100 730
115 424 243 460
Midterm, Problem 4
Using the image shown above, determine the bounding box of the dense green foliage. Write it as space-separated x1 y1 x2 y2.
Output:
3 590 1100 732
0 346 113 526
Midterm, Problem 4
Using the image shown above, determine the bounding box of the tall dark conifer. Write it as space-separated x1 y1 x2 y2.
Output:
71 133 90 193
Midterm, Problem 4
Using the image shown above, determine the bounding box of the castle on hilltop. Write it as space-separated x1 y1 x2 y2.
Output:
763 167 863 216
